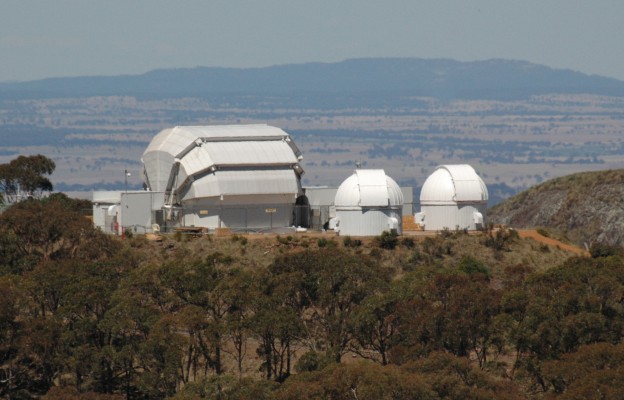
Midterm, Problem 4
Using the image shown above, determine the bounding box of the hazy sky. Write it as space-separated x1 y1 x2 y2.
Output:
2 1 623 82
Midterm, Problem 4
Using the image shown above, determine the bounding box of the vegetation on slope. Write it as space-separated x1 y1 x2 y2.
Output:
489 169 624 247
2 193 624 399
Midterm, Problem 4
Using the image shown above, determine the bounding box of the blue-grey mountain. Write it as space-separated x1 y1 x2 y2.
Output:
2 58 624 101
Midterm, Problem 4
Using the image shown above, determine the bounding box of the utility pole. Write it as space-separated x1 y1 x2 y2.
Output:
124 169 131 192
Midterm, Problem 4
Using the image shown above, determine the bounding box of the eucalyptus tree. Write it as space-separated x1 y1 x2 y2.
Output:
268 248 390 364
348 288 399 365
0 154 55 203
0 197 94 266
392 272 502 368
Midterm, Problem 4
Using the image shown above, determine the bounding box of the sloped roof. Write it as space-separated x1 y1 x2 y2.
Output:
420 164 488 205
184 170 300 199
142 124 303 202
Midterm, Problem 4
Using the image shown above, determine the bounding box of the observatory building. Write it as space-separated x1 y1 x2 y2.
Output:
415 164 488 231
141 124 305 231
332 169 404 236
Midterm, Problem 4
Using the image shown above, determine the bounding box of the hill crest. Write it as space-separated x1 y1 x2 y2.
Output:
2 57 624 101
488 169 624 247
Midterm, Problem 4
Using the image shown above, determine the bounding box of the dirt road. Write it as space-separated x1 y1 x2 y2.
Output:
518 230 589 257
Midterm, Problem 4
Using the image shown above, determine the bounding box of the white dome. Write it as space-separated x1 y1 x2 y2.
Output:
420 165 488 205
335 169 403 209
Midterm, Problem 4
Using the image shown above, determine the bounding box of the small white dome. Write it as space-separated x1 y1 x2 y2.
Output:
335 169 403 208
420 165 488 205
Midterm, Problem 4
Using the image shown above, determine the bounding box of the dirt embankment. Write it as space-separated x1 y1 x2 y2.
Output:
518 230 589 257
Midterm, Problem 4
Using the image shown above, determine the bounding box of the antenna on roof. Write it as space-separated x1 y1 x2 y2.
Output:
355 161 361 169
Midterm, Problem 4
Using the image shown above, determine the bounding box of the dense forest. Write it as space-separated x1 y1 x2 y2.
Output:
2 185 624 399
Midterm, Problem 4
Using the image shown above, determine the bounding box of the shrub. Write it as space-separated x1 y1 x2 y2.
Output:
369 248 382 259
439 227 453 238
536 228 550 238
343 236 362 248
343 236 352 247
422 237 445 258
232 234 248 245
375 230 399 250
483 228 517 252
231 234 243 242
457 255 490 277
589 242 624 258
294 350 331 373
121 227 133 239
317 237 337 248
400 236 415 248
276 235 292 245
204 251 235 266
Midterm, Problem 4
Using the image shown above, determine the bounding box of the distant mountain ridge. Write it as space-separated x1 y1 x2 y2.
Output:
488 169 624 247
2 58 624 101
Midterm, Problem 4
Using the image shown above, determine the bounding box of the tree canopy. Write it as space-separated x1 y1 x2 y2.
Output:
0 154 55 204
2 210 623 399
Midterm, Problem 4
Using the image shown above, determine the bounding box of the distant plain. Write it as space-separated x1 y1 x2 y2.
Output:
1 59 623 205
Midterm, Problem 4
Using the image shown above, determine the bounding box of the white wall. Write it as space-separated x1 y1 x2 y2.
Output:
93 204 113 233
92 191 165 234
180 194 296 230
419 203 487 231
119 191 164 233
335 208 402 236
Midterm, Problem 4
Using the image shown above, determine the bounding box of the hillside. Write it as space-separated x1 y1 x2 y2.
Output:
7 193 624 399
488 169 624 247
2 58 624 101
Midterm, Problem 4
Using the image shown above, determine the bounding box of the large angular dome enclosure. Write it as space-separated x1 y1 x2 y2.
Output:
333 169 404 236
416 164 488 231
142 124 304 230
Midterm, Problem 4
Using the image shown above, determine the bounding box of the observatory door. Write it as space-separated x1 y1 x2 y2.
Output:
294 195 310 228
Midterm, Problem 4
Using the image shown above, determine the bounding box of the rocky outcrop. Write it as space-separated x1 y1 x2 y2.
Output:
489 170 624 247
